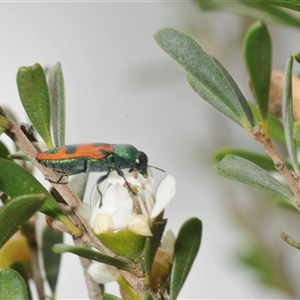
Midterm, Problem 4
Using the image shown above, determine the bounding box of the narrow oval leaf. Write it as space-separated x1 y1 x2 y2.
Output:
214 155 294 204
0 158 67 222
295 51 300 64
0 141 9 159
0 114 9 132
280 231 300 250
144 293 154 300
144 219 167 282
251 105 286 144
269 114 286 144
214 148 283 171
283 56 299 175
170 218 202 300
96 230 146 260
244 21 271 127
42 227 63 295
197 1 300 28
154 28 256 133
293 121 300 142
187 73 240 125
53 244 134 273
0 269 29 300
17 63 54 148
103 294 123 300
261 0 300 11
0 193 46 249
48 62 65 147
10 262 32 300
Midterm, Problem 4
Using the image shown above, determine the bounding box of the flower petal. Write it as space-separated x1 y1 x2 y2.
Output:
93 213 114 234
90 183 133 231
109 185 133 230
151 175 176 219
161 230 176 259
127 214 152 236
87 262 118 284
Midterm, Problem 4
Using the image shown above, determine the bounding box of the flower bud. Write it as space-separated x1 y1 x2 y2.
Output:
248 70 300 120
0 231 31 271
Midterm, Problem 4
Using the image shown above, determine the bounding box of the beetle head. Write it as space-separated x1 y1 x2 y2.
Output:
134 151 148 177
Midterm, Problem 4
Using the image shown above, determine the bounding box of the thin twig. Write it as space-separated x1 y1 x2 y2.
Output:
253 127 300 209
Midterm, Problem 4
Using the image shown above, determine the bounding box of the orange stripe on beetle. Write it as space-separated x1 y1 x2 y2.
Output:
36 143 114 160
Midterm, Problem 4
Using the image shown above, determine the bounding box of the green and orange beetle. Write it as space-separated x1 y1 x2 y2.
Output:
36 143 149 197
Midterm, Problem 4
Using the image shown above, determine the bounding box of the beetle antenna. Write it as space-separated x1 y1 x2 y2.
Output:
149 165 165 173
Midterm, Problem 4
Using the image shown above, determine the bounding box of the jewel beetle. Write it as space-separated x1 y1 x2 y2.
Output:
36 143 149 201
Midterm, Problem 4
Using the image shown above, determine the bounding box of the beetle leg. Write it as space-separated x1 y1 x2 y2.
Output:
46 174 69 184
96 170 137 207
96 173 109 207
116 169 137 196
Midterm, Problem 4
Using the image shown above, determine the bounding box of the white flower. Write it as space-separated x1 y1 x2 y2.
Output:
89 169 176 236
87 262 120 284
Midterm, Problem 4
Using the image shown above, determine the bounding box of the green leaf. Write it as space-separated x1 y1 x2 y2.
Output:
214 155 295 204
197 1 300 29
283 56 299 175
280 231 300 250
261 0 300 11
251 105 286 144
96 230 146 260
53 244 134 273
0 269 29 300
10 262 32 300
144 219 167 282
214 148 285 171
237 233 293 294
187 73 239 125
293 120 300 142
17 63 54 148
0 115 9 133
0 141 9 159
244 21 271 128
0 158 67 222
295 51 300 64
144 293 154 300
103 294 123 300
170 218 202 300
0 193 46 249
42 227 63 295
268 114 286 144
48 62 65 147
155 28 256 134
275 198 299 212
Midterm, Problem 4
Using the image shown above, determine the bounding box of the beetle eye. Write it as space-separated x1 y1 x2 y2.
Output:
135 151 148 174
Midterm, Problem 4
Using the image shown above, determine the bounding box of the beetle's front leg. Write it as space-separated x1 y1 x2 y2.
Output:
46 174 69 184
96 173 110 207
116 169 137 196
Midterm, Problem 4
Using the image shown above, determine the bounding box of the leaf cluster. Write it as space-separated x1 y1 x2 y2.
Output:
154 11 300 256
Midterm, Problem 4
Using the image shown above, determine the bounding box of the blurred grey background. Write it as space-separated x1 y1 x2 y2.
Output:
1 2 300 299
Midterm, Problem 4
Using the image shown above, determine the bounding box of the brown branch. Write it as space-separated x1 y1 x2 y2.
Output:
253 127 300 209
